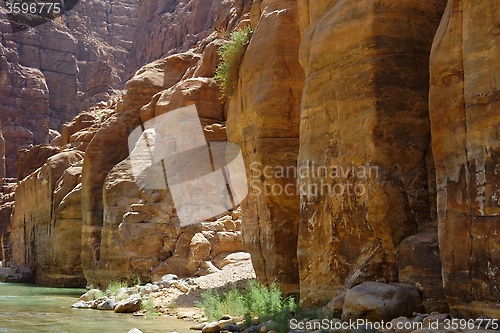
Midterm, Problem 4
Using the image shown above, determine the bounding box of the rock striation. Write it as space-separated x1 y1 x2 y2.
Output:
10 2 251 286
6 0 500 321
127 0 253 75
296 0 446 307
0 0 139 177
227 0 304 294
429 0 500 318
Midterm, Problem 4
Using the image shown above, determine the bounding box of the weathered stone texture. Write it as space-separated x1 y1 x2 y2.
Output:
227 0 304 293
0 0 139 177
297 0 445 306
398 229 449 313
127 0 253 75
429 0 500 318
17 145 60 180
10 151 85 286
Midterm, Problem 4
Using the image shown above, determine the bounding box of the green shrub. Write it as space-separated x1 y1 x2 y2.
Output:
214 26 253 98
197 281 298 333
106 281 128 295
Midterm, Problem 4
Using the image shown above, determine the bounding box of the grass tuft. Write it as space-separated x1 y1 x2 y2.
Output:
197 281 298 333
106 281 128 295
214 26 253 98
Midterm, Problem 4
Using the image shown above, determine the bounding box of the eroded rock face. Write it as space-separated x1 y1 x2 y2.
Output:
10 150 85 286
297 0 446 306
429 0 500 318
80 53 197 284
17 145 60 180
0 0 139 177
227 0 304 293
127 0 253 75
0 179 16 265
0 35 50 177
9 0 252 287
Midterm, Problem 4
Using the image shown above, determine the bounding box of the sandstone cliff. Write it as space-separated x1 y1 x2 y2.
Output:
9 0 252 287
0 0 139 177
227 0 304 294
296 0 446 307
429 0 500 318
5 0 500 321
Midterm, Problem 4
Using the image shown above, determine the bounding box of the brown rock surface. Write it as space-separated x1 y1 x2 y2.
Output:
80 52 198 284
226 0 304 294
10 150 85 286
128 0 252 75
429 0 500 318
16 145 60 180
341 282 422 322
296 0 445 306
398 229 449 313
0 0 139 177
0 178 16 265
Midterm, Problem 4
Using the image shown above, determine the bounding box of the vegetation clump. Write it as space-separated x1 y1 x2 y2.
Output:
198 281 298 333
214 26 253 98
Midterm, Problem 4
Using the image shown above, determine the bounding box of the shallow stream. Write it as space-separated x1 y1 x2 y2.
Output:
0 283 193 333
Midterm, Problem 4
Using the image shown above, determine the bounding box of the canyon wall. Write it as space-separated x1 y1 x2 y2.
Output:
227 0 304 294
127 0 253 75
9 0 252 287
296 0 446 307
0 0 139 178
429 0 500 318
5 0 500 319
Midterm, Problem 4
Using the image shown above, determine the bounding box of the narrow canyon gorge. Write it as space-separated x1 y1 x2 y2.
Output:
0 0 498 323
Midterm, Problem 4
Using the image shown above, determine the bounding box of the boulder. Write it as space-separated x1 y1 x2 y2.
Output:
97 298 117 310
114 295 142 313
398 229 449 313
71 300 93 309
341 282 422 322
213 252 251 269
202 322 222 333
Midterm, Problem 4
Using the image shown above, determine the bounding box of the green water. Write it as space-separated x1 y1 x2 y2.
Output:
0 283 194 333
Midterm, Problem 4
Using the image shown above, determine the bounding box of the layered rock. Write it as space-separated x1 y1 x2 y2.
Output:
83 45 244 286
0 0 139 177
296 0 446 306
80 52 200 284
0 30 50 177
10 150 85 286
429 0 500 318
17 145 60 180
227 0 304 293
0 178 16 265
127 0 253 75
9 0 252 288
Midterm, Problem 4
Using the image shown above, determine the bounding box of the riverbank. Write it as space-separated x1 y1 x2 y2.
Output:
72 259 256 321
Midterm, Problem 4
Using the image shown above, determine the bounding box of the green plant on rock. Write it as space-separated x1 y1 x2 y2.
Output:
214 25 253 98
